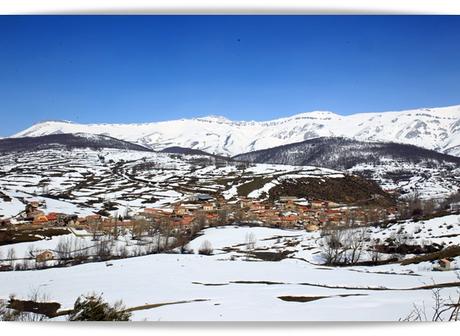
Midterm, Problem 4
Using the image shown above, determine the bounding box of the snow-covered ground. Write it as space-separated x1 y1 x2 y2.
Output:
349 160 460 200
0 149 345 218
0 217 459 321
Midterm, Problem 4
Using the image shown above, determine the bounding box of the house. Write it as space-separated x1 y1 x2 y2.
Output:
279 196 298 202
45 212 67 224
46 212 58 222
436 258 451 271
239 198 254 209
327 201 341 208
202 203 215 212
250 202 266 211
279 212 299 227
85 214 102 222
143 208 170 218
205 212 219 224
171 215 194 229
174 204 201 216
25 201 45 220
33 214 48 225
305 223 319 232
189 194 213 202
311 200 327 209
36 250 54 263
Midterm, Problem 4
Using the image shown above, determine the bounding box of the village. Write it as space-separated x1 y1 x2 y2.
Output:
1 191 398 235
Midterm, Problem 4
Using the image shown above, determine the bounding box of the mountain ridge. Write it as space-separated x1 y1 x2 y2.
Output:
11 104 460 157
232 137 460 169
0 133 153 153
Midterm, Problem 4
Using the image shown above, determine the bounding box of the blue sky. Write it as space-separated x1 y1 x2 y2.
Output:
1 15 460 136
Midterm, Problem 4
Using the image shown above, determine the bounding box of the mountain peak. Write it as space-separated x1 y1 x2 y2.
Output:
32 119 75 126
291 110 340 119
194 115 232 123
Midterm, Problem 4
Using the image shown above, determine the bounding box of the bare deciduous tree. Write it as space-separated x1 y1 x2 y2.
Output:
6 248 16 268
401 287 460 321
320 228 346 265
198 240 213 255
56 236 73 262
344 227 368 265
245 232 257 250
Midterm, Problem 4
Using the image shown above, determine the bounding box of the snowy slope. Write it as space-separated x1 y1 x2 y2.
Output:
234 137 460 200
1 223 459 321
0 148 347 218
233 137 460 168
12 104 460 156
0 133 152 153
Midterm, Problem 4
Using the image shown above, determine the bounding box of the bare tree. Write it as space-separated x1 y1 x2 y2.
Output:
72 238 89 261
401 287 460 321
218 209 229 225
198 240 213 255
6 248 16 268
344 227 368 265
115 244 127 258
320 228 346 265
88 218 102 241
195 212 207 229
423 199 437 216
22 250 32 270
245 232 257 250
175 231 190 254
56 236 73 262
369 239 382 264
131 218 148 241
95 237 111 261
156 219 168 252
162 222 173 251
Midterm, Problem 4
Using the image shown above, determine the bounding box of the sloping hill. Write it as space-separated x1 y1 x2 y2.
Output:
233 137 460 170
268 175 395 206
160 146 232 161
0 133 153 153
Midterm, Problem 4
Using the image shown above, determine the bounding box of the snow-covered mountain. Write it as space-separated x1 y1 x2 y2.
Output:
12 104 460 156
233 137 460 169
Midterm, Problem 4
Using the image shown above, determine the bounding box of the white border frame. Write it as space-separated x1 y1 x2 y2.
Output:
0 2 459 335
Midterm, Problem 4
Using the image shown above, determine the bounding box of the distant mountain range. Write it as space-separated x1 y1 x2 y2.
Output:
0 133 152 153
3 120 460 201
11 104 460 157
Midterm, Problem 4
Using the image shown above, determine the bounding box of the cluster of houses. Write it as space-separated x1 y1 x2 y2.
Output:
2 192 398 235
135 193 398 232
0 201 79 227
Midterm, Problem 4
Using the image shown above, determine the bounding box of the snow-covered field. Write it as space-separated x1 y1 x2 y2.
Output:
0 217 459 321
349 160 460 200
0 148 345 218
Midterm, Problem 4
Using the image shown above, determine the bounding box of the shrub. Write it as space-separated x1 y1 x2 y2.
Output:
68 294 131 321
198 240 213 255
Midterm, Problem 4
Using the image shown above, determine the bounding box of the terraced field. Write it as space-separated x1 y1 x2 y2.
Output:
0 148 343 218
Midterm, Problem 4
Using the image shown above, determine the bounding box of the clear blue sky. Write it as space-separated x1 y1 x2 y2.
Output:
1 15 460 136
